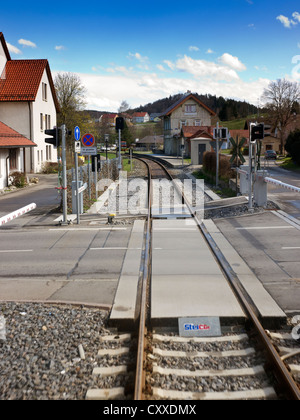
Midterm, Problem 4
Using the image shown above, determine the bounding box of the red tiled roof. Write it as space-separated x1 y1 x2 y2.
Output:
182 126 214 139
162 93 216 117
0 59 60 111
0 121 36 148
133 112 148 117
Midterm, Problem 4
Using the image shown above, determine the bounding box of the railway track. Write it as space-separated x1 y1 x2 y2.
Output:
86 156 300 401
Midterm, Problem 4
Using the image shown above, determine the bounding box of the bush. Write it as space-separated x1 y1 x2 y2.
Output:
41 162 59 174
285 129 300 165
9 171 27 188
203 151 235 179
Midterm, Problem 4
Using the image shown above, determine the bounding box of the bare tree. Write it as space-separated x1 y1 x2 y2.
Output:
262 79 300 153
118 100 130 114
54 72 87 126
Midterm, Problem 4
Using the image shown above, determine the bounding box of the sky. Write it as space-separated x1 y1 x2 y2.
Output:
1 0 300 112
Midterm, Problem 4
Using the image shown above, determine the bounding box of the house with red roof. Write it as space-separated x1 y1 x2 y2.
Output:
160 92 216 156
0 32 59 179
132 112 150 123
0 121 36 189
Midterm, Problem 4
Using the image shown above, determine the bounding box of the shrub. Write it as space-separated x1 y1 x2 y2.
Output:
285 129 300 165
203 151 235 179
9 171 27 188
41 162 59 174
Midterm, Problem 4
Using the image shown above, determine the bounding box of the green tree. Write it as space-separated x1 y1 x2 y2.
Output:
230 135 246 194
285 129 300 165
54 72 91 147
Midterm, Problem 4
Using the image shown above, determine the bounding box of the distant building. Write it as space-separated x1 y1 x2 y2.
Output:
160 92 216 156
132 112 150 123
135 135 164 151
99 113 119 127
149 113 161 122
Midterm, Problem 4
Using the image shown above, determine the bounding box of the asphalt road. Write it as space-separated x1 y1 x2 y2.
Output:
264 161 300 219
0 174 61 220
214 211 300 314
0 221 133 306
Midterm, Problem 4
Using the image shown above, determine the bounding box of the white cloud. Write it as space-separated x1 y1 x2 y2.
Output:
18 38 37 48
292 12 300 23
156 64 166 71
55 45 65 51
75 69 271 112
163 60 175 70
7 42 22 55
276 12 300 28
189 46 199 51
176 55 240 81
206 48 214 54
218 53 247 71
128 52 148 62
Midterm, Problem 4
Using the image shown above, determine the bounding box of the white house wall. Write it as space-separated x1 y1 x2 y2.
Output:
31 69 57 173
0 150 8 190
0 102 30 138
0 41 7 76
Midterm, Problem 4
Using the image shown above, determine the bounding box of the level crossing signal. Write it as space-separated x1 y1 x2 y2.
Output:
250 123 264 142
45 128 58 147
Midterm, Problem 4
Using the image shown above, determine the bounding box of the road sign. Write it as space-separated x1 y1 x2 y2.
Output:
82 133 95 147
81 146 97 155
75 141 81 153
74 126 81 141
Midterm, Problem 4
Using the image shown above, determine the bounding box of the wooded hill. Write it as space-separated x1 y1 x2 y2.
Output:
86 93 262 122
133 93 260 121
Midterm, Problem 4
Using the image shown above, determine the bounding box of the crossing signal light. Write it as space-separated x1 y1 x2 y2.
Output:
45 128 58 147
250 123 264 142
115 117 124 131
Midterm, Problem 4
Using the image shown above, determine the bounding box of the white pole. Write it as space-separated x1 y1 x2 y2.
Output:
0 203 36 226
216 122 219 187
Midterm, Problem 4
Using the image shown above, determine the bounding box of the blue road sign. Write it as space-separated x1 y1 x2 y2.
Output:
74 126 81 141
82 133 95 147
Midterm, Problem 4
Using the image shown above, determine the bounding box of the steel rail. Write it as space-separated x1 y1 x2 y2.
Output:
134 158 152 400
132 155 299 400
140 155 300 400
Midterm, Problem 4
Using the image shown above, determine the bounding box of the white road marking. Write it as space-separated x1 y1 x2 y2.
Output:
236 226 294 230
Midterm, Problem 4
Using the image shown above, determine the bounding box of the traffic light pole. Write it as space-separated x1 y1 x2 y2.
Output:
216 122 220 188
118 129 122 171
61 124 68 225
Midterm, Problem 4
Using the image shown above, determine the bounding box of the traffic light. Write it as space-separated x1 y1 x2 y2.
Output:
115 117 124 131
250 123 264 142
45 128 58 147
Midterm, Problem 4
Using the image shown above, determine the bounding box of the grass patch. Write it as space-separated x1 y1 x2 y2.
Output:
279 156 300 172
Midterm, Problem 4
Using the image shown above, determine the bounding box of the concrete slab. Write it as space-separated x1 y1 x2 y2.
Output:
109 221 145 327
151 219 245 325
203 219 286 321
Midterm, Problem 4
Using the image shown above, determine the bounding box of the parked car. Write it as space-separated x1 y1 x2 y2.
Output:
265 150 277 160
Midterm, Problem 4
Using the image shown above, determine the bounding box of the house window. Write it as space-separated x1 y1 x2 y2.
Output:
9 149 17 170
42 83 47 101
40 113 43 131
180 120 187 128
195 120 201 126
185 104 196 114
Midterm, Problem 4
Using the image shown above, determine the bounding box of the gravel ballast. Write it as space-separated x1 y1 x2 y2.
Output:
0 302 111 400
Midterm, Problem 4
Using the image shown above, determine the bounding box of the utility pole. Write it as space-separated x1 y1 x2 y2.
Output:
61 124 68 224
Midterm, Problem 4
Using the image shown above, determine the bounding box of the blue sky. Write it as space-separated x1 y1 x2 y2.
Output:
1 0 300 111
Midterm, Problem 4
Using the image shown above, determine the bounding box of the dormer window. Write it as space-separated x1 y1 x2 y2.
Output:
185 104 196 114
42 82 47 101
